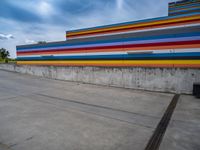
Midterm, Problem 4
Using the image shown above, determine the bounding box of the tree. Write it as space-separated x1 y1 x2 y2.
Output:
0 48 10 63
37 41 47 44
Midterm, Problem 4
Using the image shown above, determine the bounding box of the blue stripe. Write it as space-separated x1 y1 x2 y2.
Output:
17 36 200 53
17 32 200 51
66 12 200 33
17 52 200 60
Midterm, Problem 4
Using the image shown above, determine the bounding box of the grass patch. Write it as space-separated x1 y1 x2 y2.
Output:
0 58 16 64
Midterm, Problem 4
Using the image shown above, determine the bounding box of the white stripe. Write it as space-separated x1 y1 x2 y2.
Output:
174 48 200 53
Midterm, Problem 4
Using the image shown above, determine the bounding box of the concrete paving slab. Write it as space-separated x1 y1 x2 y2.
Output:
160 95 200 150
27 94 159 128
41 85 173 118
0 95 153 150
1 69 198 150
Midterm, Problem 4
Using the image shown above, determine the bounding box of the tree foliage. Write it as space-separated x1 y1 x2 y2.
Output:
0 48 10 63
37 41 47 44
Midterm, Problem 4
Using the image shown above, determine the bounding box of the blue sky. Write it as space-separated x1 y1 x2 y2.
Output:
0 0 173 58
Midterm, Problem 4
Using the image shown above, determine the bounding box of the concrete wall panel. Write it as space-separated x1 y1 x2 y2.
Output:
0 64 199 94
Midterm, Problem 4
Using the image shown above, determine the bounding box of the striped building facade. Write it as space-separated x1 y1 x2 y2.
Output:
17 0 200 68
168 0 200 16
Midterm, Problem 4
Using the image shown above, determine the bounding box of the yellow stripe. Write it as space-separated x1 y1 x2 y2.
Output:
67 15 200 36
17 60 200 65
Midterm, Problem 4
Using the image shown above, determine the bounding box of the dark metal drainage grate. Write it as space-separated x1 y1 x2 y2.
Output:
145 94 180 150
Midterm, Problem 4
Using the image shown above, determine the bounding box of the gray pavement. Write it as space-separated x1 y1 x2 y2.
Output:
160 95 200 150
0 70 199 150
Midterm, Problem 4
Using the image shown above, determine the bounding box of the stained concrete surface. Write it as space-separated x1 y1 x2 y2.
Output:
0 64 200 94
159 95 200 150
0 70 199 150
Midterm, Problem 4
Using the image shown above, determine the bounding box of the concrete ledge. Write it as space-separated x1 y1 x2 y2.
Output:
0 64 199 94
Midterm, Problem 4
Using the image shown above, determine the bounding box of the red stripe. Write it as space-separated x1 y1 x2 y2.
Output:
17 40 200 55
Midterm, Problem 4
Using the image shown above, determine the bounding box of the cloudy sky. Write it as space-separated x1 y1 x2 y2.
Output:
0 0 173 58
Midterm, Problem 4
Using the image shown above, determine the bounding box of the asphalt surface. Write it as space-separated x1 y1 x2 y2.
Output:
0 70 199 150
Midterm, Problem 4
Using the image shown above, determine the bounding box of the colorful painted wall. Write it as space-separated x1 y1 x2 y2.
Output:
168 0 200 16
16 0 200 68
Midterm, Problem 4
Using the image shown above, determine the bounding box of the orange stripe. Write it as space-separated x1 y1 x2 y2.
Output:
174 64 200 68
16 62 200 68
67 20 200 38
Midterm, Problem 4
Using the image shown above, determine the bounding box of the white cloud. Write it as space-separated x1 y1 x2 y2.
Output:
0 0 174 58
14 0 55 18
0 33 14 40
37 1 54 17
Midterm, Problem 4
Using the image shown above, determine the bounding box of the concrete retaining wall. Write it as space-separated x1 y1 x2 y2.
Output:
0 64 199 94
